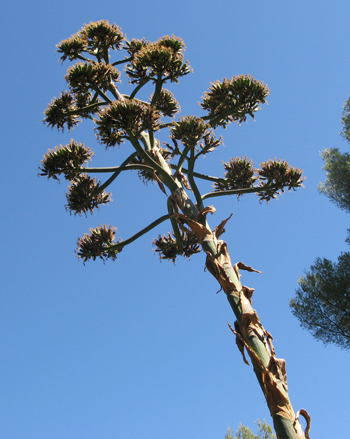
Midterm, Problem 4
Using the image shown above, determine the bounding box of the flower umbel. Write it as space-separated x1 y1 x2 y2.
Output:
153 230 201 263
39 140 93 181
151 89 180 117
44 92 80 131
201 75 269 128
125 35 191 84
66 62 120 95
257 159 305 202
66 174 112 216
57 20 125 62
214 157 257 195
171 116 207 148
76 225 120 263
95 99 160 147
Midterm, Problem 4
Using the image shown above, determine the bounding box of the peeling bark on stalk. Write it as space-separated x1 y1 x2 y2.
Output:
172 188 311 439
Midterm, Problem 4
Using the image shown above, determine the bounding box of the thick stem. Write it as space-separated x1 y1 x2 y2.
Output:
171 187 308 439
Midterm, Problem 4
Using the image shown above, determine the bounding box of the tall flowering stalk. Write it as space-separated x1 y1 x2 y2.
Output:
40 21 309 439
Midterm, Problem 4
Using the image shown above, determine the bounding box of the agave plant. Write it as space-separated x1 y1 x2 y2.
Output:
40 21 309 439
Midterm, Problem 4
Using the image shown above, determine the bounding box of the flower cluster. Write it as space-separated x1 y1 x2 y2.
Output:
199 130 223 156
151 89 180 117
76 224 120 263
66 174 112 216
124 38 150 58
65 61 120 95
257 159 305 202
39 140 93 181
153 230 201 263
95 99 161 147
213 157 256 194
125 36 191 84
201 75 270 128
44 92 80 131
57 21 125 62
171 116 207 148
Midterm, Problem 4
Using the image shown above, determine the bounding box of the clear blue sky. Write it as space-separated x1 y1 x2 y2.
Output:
1 1 350 438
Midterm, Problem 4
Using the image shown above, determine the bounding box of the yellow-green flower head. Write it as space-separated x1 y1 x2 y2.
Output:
257 159 304 202
153 231 201 263
151 89 180 118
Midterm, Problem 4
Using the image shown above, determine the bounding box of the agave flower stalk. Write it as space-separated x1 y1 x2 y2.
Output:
40 21 309 439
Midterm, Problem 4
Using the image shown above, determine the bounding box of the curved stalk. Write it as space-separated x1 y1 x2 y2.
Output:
201 184 286 200
111 57 133 66
90 83 113 104
128 135 179 193
109 213 173 251
187 147 204 211
167 197 183 253
170 165 226 184
90 152 138 197
130 78 151 99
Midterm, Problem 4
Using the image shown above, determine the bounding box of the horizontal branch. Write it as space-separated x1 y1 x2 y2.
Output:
170 165 225 183
109 213 173 251
201 183 286 201
202 186 259 200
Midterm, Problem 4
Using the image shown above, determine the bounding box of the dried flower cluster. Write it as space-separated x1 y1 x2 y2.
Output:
171 116 207 148
199 130 223 155
76 224 120 263
66 62 120 95
39 141 93 180
153 231 201 263
44 92 80 131
66 174 112 216
213 157 256 194
257 159 305 202
151 89 180 117
95 99 161 147
201 75 270 128
57 21 125 62
125 36 191 84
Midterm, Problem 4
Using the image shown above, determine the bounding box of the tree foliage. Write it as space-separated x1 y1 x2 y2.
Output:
41 21 309 439
318 148 350 213
225 420 276 439
290 253 350 349
290 96 350 350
